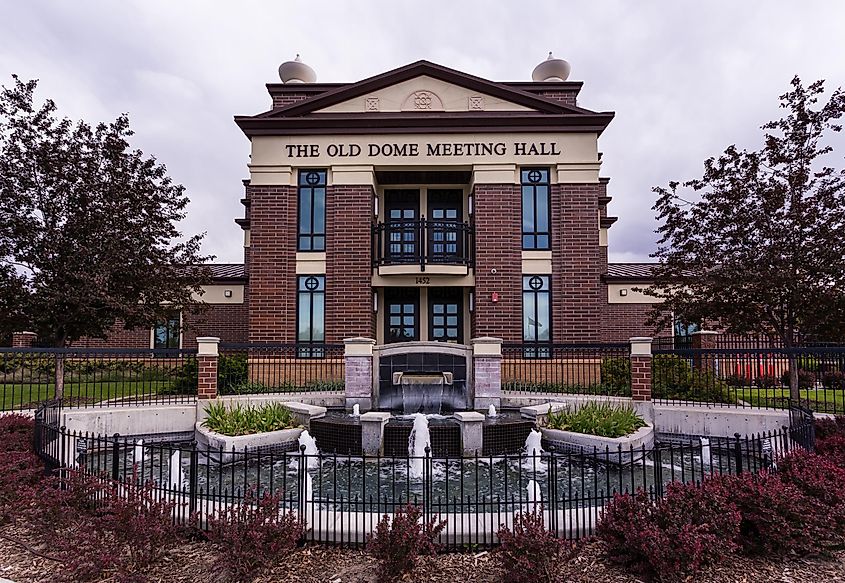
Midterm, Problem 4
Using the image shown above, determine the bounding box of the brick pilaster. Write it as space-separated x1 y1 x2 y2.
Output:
196 337 219 399
472 337 502 409
630 337 652 401
344 337 375 411
12 332 37 348
691 331 720 373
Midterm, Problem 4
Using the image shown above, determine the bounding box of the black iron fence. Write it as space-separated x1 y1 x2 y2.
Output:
33 408 813 549
217 343 345 395
501 343 631 396
0 347 198 411
651 345 845 414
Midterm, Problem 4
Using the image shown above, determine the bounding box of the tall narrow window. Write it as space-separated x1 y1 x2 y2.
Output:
521 168 550 250
523 275 551 357
153 312 181 349
297 275 325 357
298 170 327 251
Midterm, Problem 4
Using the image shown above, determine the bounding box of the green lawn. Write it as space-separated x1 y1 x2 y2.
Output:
0 381 185 410
733 387 845 413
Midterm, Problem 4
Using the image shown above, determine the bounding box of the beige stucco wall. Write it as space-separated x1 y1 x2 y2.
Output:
521 250 552 274
607 283 662 304
192 285 245 304
315 75 534 113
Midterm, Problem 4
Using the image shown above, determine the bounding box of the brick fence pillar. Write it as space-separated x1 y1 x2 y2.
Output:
630 337 653 401
12 331 37 348
471 337 502 410
344 337 375 412
196 337 219 399
691 330 720 373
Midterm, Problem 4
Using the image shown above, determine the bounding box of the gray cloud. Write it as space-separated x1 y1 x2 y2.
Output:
1 0 843 263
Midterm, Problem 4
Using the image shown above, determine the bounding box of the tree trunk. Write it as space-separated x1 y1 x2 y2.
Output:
783 333 800 403
54 354 64 401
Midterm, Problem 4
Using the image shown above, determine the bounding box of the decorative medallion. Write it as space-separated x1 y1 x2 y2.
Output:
304 276 320 291
413 91 433 110
305 171 321 186
527 169 543 184
468 96 484 110
528 276 544 291
365 97 380 111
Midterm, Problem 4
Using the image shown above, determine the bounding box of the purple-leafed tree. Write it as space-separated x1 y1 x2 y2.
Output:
0 75 212 348
642 76 845 399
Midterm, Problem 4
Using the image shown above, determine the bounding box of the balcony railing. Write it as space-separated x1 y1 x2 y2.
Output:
372 219 474 270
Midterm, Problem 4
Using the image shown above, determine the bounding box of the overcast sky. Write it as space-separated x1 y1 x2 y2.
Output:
1 1 843 264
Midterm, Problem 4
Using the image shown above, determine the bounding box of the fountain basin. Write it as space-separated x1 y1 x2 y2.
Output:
195 422 304 463
541 424 655 464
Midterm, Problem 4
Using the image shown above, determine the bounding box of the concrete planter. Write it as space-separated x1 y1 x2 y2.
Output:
540 424 655 464
195 422 304 463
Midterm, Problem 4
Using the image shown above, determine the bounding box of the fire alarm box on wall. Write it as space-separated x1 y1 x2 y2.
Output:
491 292 500 303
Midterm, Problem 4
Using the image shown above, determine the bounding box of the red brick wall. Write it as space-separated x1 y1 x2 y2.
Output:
71 322 151 348
472 184 522 342
602 303 671 342
538 90 578 107
551 184 603 342
248 185 297 342
325 185 375 341
271 93 311 109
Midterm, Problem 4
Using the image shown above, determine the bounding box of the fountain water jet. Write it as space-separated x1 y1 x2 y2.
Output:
526 479 542 512
352 404 360 417
133 439 144 465
522 429 546 472
487 404 497 418
408 413 430 479
700 437 711 471
168 450 183 490
299 430 320 470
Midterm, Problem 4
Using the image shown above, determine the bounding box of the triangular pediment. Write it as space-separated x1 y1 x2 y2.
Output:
264 60 581 118
314 75 535 113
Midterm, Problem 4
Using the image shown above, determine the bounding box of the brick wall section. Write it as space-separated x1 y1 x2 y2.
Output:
248 185 297 342
197 354 218 399
603 304 671 342
630 355 652 401
271 93 312 109
182 303 249 347
72 322 151 348
326 185 375 341
538 89 578 107
473 356 502 406
472 184 522 342
344 355 373 406
11 332 37 348
551 183 604 342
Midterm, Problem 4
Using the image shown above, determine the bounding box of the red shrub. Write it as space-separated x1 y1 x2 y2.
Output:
597 482 739 582
496 509 571 583
0 449 45 524
814 416 845 440
367 503 446 582
0 414 35 452
778 449 845 517
723 471 843 555
815 434 845 467
207 489 304 582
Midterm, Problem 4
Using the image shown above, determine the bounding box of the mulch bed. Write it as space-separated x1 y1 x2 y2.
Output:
2 520 845 583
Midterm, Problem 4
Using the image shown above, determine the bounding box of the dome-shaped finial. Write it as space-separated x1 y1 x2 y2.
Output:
279 54 316 83
532 52 571 82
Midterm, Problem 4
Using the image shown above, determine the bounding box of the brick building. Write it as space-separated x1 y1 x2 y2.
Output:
61 57 673 350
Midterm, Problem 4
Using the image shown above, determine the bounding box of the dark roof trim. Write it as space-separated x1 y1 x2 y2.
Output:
235 111 614 136
265 60 587 117
235 218 250 230
604 263 657 282
598 196 612 206
600 216 618 228
202 263 247 282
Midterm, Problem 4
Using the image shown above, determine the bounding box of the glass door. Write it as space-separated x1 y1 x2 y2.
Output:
429 287 463 344
385 288 420 343
426 189 463 264
385 189 420 264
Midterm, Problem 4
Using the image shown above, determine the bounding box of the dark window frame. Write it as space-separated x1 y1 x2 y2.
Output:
297 169 327 252
520 167 551 250
522 274 552 358
428 287 464 344
296 275 326 357
384 288 420 343
153 312 181 349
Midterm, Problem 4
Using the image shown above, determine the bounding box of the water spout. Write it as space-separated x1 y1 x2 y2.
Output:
487 404 497 418
408 413 430 479
133 439 144 466
522 429 546 472
169 450 183 490
700 437 711 471
299 430 320 470
352 403 360 417
526 479 542 512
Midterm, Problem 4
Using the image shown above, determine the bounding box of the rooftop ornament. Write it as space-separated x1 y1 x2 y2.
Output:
532 52 571 82
278 54 317 83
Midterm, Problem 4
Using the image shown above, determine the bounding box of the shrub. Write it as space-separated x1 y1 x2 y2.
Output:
725 373 752 387
0 449 45 524
651 355 734 403
815 434 845 467
545 402 646 438
165 358 198 395
822 371 845 390
597 482 739 582
202 401 299 436
218 354 249 392
777 449 845 522
753 375 779 389
496 509 571 583
207 489 303 582
814 415 845 440
368 503 446 581
780 369 816 390
600 357 630 394
0 413 35 452
723 471 843 555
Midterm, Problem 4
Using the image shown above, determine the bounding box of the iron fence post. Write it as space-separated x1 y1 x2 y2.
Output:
423 445 431 522
111 433 121 482
299 444 307 522
653 444 664 498
733 432 743 475
188 442 198 516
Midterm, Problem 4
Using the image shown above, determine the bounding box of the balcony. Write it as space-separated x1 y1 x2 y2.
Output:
373 219 474 275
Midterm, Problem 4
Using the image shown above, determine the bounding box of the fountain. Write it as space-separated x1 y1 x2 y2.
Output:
487 404 497 418
700 437 711 471
299 430 320 470
352 403 360 417
133 439 144 465
168 450 183 490
522 429 546 472
526 479 542 512
408 413 431 479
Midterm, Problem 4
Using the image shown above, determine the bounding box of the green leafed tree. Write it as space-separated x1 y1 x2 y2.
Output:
643 76 845 399
0 75 212 347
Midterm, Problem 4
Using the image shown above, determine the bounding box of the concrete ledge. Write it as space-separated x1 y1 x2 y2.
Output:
653 404 789 437
197 393 343 422
61 404 196 436
195 422 303 462
505 393 634 409
541 424 655 463
280 401 327 428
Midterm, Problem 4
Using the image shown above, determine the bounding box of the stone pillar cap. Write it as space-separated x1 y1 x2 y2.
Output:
343 337 376 345
196 337 220 356
629 337 653 357
690 330 720 335
15 331 38 336
470 337 503 345
454 411 485 422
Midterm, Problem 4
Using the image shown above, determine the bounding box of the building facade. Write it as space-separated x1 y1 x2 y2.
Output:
58 58 669 350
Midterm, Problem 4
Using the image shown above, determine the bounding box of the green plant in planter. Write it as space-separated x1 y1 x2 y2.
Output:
545 402 646 438
202 401 299 436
